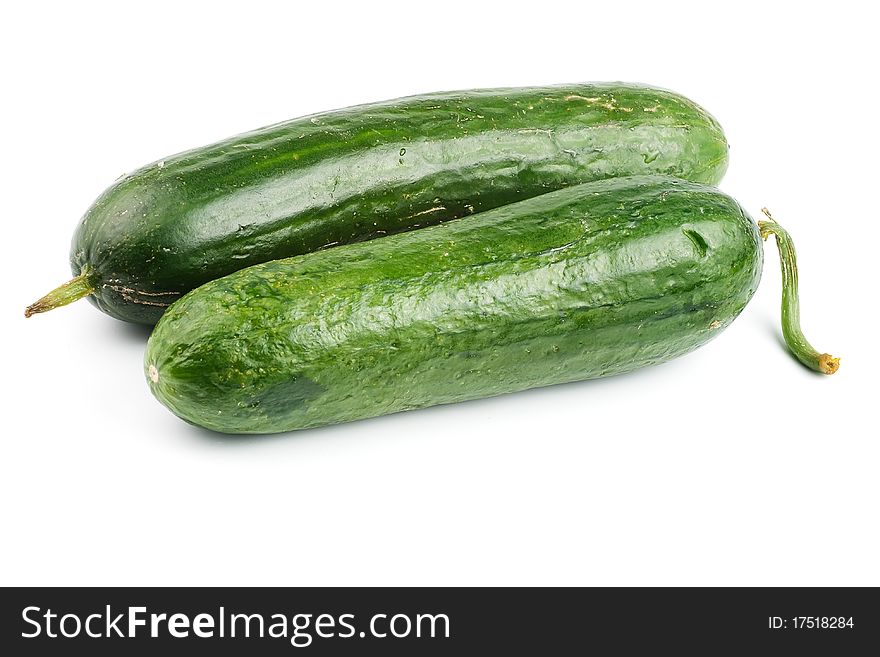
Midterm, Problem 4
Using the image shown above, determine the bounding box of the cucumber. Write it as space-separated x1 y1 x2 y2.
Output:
28 83 728 324
145 176 787 434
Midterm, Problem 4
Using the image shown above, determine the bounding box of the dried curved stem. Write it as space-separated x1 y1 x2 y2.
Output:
759 208 839 374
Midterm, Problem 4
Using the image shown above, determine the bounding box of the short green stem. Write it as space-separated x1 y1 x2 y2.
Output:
25 266 95 318
759 209 839 375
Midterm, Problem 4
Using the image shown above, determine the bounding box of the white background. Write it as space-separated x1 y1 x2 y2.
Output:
2 1 877 586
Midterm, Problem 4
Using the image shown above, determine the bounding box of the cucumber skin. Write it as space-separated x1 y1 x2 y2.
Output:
145 176 762 434
72 83 728 324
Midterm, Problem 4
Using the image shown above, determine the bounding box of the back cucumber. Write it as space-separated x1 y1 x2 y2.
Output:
28 83 728 324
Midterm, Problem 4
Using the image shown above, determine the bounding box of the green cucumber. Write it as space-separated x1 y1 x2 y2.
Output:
28 83 728 324
145 176 836 435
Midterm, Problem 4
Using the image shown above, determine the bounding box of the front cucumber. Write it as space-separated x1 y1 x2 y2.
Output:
146 176 774 434
29 83 728 324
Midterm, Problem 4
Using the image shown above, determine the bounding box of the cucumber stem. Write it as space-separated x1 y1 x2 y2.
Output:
25 266 95 318
759 209 839 375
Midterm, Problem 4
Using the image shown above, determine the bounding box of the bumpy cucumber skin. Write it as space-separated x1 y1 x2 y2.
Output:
72 83 728 324
145 176 762 434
